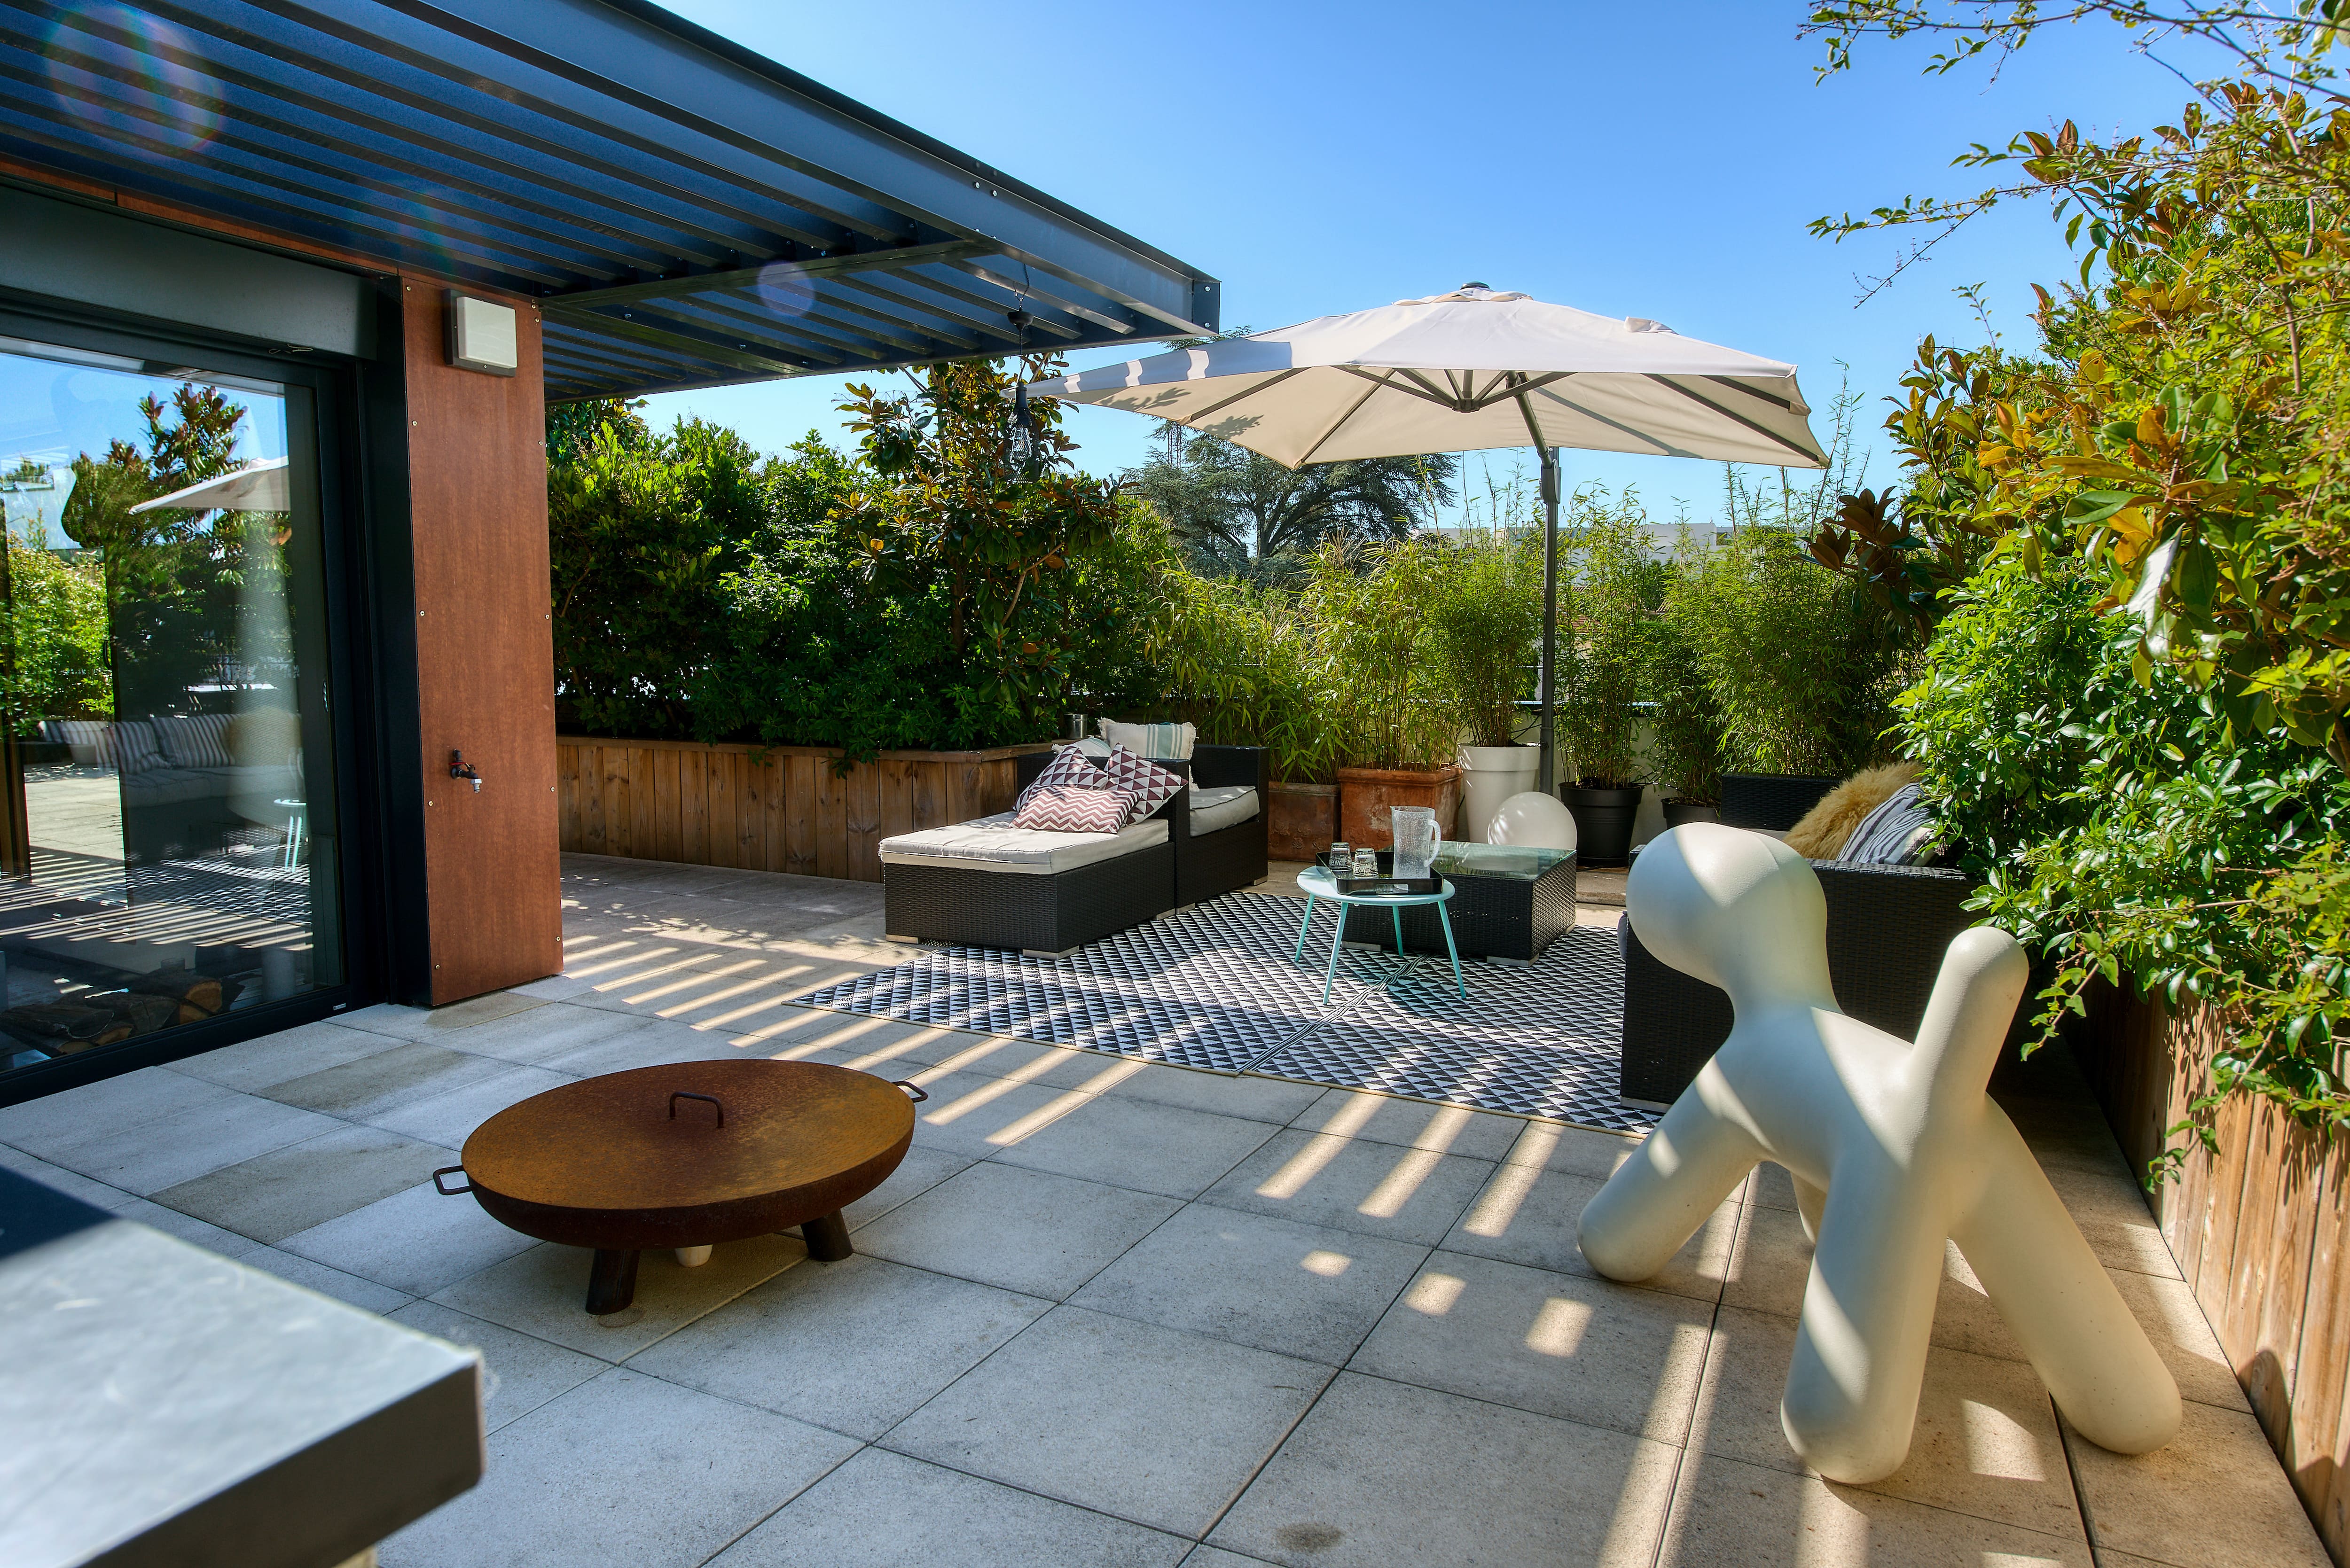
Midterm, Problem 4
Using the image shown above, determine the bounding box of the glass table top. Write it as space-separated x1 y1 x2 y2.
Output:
1430 842 1574 880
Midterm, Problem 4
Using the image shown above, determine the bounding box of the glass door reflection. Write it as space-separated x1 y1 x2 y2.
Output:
0 336 342 1077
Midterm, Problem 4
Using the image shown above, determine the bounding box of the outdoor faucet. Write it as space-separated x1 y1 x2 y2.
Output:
450 750 482 792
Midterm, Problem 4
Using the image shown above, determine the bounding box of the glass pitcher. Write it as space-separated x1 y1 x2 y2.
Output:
1390 805 1442 881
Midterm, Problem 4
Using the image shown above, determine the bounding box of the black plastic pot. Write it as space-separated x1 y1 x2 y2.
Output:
1661 799 1721 829
1561 783 1643 865
1718 772 1842 833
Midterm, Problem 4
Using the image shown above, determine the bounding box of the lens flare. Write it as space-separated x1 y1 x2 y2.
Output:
753 261 816 319
44 4 223 155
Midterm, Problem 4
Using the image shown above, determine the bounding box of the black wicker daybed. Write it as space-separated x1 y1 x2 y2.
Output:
878 745 1269 955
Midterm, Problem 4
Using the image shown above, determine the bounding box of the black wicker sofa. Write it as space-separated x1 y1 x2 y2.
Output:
878 744 1268 955
1616 859 1978 1108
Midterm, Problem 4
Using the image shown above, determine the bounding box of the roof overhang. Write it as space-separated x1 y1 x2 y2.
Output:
0 0 1221 399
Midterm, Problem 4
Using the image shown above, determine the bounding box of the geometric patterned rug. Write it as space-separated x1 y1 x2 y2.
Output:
797 890 1652 1134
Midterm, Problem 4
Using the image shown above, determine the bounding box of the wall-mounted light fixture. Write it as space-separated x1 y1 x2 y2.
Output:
445 291 518 377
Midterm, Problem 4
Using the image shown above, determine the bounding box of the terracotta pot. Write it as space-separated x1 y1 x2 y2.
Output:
1267 781 1338 862
1336 764 1463 850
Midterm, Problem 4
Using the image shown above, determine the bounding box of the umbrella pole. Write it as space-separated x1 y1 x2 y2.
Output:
1536 444 1561 795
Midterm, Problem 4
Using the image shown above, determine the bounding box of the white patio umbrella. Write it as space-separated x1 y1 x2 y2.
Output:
1026 285 1825 790
128 454 290 515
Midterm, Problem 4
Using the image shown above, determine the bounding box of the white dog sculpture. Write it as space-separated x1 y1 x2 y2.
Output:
1580 824 2179 1482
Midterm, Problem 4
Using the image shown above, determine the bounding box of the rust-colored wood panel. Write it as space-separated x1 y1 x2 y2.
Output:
401 281 561 1003
784 754 816 874
815 756 847 880
846 761 882 882
556 742 579 852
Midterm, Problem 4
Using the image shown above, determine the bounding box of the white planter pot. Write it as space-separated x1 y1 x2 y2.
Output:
1458 744 1541 843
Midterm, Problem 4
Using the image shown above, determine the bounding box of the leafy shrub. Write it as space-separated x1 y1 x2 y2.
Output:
5 530 110 726
1426 527 1541 750
1558 496 1664 788
1304 536 1457 772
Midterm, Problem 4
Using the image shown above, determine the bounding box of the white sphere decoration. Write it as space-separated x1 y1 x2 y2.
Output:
1486 791 1577 852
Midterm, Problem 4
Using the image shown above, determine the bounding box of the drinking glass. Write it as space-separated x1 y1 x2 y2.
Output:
1328 841 1350 872
1351 847 1380 879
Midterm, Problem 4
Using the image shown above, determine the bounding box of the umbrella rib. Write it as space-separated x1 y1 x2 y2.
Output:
1643 376 1825 464
1531 386 1690 458
1705 375 1802 413
1292 373 1392 467
1467 370 1571 411
1339 366 1456 410
1175 367 1308 427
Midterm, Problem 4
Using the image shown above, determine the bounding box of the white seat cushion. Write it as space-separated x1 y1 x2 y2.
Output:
1188 784 1260 835
880 812 1168 875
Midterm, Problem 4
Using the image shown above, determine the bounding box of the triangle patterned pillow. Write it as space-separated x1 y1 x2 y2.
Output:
1015 746 1109 813
1099 745 1185 827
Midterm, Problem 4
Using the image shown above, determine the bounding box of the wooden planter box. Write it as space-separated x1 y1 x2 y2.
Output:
2070 986 2350 1560
1266 781 1337 862
555 736 1051 882
1335 764 1462 850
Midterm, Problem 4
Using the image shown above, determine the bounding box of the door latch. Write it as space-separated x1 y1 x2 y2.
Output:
450 750 482 792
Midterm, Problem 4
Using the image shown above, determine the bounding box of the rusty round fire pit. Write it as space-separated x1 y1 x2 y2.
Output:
435 1060 923 1314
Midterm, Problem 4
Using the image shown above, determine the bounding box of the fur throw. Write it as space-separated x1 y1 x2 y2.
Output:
1783 763 1919 859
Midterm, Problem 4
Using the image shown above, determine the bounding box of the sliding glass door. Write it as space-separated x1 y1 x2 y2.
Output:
0 331 344 1080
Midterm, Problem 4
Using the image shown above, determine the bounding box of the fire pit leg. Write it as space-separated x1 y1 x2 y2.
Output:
801 1211 852 1262
585 1248 640 1314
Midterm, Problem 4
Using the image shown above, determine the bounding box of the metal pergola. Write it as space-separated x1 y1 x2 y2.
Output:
0 0 1220 399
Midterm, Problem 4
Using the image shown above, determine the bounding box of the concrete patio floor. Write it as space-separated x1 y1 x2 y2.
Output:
0 853 2328 1567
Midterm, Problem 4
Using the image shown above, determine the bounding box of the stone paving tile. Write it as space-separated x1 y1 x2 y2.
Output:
1209 1371 1679 1568
1103 1062 1329 1125
1693 1306 2082 1538
1723 1205 2043 1363
1071 1202 1428 1365
884 1305 1332 1538
110 1194 268 1259
166 1020 400 1093
249 1041 507 1118
240 1244 413 1314
1655 1449 2091 1567
149 1124 455 1244
2062 1401 2331 1568
1198 1126 1496 1247
431 1234 808 1360
0 1141 135 1209
277 1178 540 1296
336 992 547 1043
841 1144 973 1232
431 1001 664 1068
629 1253 1050 1440
1440 1160 1737 1303
1287 1086 1528 1162
388 1300 607 1434
710 1447 1191 1568
44 1093 343 1195
0 1064 236 1159
855 1162 1180 1301
361 1064 577 1150
378 1368 859 1568
985 1092 1282 1201
1350 1250 1712 1444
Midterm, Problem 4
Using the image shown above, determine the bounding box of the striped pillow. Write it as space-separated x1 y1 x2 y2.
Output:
97 721 164 774
1838 784 1936 865
154 713 235 769
1098 718 1195 761
1014 784 1135 835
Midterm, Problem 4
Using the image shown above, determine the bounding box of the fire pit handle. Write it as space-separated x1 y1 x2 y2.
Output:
432 1166 473 1196
892 1080 930 1103
669 1091 725 1127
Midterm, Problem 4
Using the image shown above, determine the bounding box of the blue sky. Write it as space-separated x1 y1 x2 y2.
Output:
647 2 2218 524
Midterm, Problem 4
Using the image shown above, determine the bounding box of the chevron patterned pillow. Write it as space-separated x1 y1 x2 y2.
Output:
1015 745 1109 813
1099 745 1185 827
1014 784 1136 834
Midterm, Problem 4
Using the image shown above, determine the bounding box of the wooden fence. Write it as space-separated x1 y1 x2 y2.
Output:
555 736 1050 882
2073 987 2350 1560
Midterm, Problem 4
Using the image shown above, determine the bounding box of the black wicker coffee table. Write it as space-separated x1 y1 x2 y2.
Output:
1340 842 1575 963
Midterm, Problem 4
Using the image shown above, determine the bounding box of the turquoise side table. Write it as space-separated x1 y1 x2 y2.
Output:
1293 865 1466 1005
